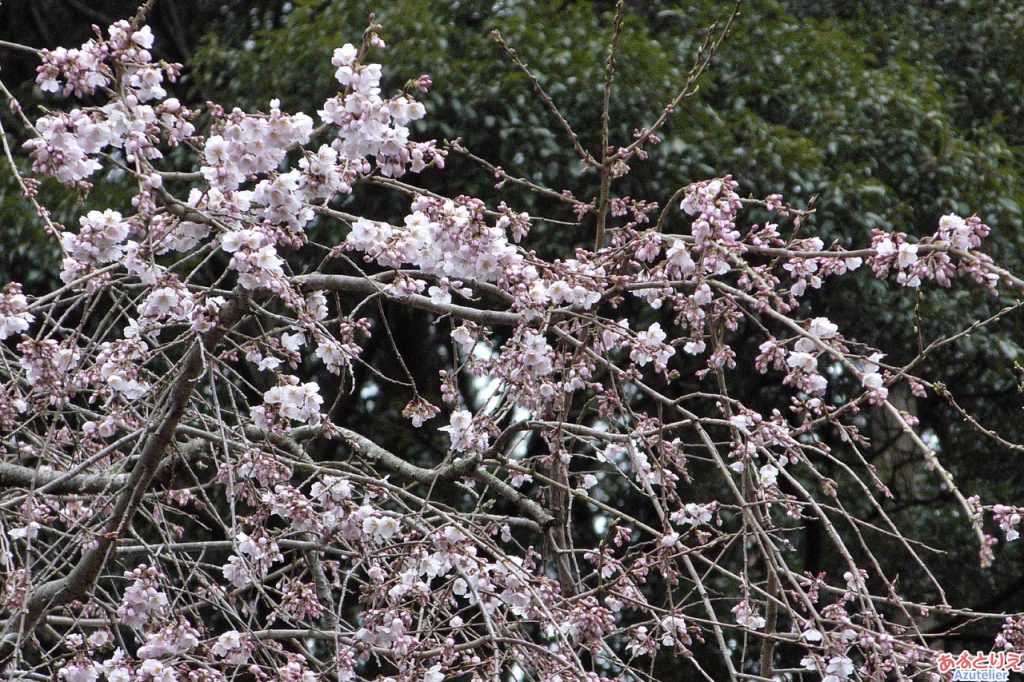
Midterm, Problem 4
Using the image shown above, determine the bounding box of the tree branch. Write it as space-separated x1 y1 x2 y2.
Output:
0 296 249 663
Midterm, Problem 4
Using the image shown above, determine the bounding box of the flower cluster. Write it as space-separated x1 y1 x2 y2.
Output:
868 214 996 291
222 531 284 588
211 630 251 665
680 176 743 251
27 23 187 186
629 322 675 370
0 283 33 340
439 409 490 453
320 43 438 176
251 375 325 428
117 565 169 630
992 504 1024 542
201 101 314 191
36 22 156 97
345 195 523 286
731 598 767 630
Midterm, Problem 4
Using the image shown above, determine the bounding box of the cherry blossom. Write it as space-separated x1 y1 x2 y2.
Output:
0 9 1020 682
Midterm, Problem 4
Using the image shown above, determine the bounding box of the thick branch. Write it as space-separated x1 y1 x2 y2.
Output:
336 425 480 484
0 464 126 495
293 274 540 327
335 425 554 529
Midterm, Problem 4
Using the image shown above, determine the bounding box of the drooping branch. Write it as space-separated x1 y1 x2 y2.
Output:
0 295 249 663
